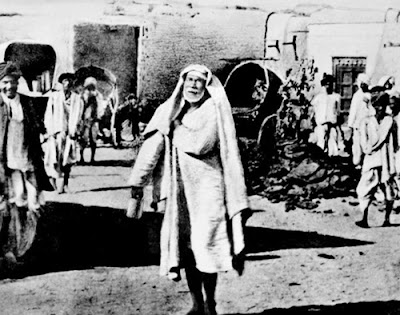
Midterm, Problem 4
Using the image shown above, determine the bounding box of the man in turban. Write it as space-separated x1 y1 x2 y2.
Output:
356 91 397 228
378 75 396 92
348 73 374 166
0 61 53 267
127 64 249 315
43 72 83 193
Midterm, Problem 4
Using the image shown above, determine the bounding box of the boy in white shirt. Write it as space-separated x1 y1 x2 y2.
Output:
356 91 397 228
311 74 342 156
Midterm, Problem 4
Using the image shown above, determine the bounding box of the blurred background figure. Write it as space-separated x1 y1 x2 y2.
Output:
78 77 104 164
43 72 83 193
114 93 140 147
388 89 400 191
348 73 373 166
311 74 343 156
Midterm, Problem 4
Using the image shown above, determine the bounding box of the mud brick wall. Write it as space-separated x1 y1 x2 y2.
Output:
73 23 140 101
0 3 295 105
137 8 268 103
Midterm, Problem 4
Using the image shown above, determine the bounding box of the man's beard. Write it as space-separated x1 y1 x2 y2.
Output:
183 89 205 104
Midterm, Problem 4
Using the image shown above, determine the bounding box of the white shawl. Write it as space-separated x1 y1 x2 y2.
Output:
140 65 249 275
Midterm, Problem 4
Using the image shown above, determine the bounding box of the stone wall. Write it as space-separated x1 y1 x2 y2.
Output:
135 7 268 103
373 23 400 85
3 1 397 108
307 23 385 83
0 2 299 105
73 22 140 101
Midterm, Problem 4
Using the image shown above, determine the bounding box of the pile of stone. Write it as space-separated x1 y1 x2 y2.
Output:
241 138 359 212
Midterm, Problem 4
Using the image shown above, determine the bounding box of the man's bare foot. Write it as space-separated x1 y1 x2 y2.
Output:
205 300 217 315
355 220 369 228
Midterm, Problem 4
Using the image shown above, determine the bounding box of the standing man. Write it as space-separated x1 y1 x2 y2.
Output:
43 72 83 193
127 64 249 315
356 91 397 228
115 93 140 146
311 74 342 156
0 62 53 265
348 73 373 166
388 90 400 189
78 77 104 164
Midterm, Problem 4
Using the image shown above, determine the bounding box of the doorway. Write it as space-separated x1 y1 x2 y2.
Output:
332 57 367 125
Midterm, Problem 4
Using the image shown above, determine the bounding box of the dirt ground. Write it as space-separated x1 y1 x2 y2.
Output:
1 146 400 315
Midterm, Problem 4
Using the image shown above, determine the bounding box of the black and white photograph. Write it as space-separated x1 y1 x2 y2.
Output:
0 0 400 314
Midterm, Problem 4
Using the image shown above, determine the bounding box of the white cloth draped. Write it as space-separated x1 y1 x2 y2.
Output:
311 90 342 156
128 64 248 277
43 90 83 178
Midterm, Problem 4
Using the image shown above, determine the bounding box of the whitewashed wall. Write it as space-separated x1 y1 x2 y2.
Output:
307 23 385 83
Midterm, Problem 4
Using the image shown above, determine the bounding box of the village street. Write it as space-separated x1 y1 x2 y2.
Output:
0 146 399 314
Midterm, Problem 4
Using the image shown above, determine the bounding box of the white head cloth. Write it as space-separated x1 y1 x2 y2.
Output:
378 75 395 88
356 73 370 87
144 64 249 218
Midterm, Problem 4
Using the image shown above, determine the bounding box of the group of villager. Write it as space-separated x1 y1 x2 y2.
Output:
0 61 249 315
43 72 104 193
5 59 399 314
0 61 113 270
309 72 400 228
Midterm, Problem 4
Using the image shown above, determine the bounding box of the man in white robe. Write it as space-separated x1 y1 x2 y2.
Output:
43 72 83 193
311 74 342 156
78 77 104 164
348 73 373 166
127 64 249 315
356 91 397 228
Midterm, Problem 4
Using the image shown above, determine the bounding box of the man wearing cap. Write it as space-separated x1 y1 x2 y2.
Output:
0 61 53 264
43 72 83 193
78 77 104 164
348 73 373 166
311 74 342 156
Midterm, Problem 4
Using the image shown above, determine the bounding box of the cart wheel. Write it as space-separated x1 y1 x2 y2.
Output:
257 114 277 167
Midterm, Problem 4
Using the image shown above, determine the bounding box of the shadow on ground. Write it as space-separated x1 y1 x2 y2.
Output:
88 160 134 167
16 201 163 278
8 203 373 279
245 226 373 254
226 300 400 314
75 185 131 193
